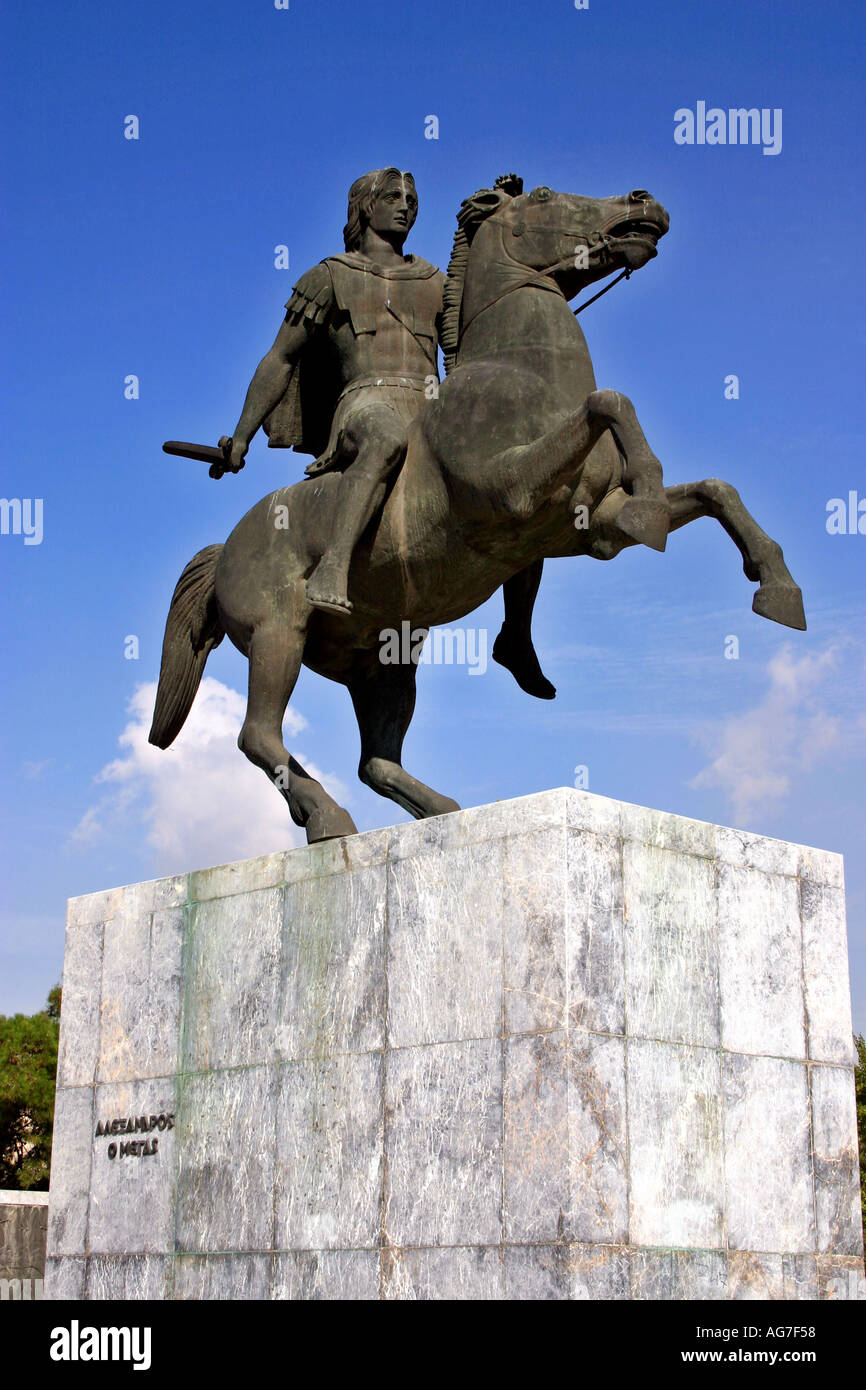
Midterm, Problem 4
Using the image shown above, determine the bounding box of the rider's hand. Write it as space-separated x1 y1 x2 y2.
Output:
218 436 247 475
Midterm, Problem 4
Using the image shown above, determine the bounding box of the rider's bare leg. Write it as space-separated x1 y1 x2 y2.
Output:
306 404 406 617
492 560 556 700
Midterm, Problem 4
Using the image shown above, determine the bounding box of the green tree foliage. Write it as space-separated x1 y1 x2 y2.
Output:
856 1033 866 1248
0 987 61 1189
45 985 61 1022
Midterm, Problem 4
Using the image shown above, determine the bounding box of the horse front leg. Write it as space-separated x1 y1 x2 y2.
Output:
580 390 671 551
665 479 806 629
491 389 670 552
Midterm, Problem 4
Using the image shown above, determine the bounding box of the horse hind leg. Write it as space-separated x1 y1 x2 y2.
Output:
349 655 460 821
239 616 358 843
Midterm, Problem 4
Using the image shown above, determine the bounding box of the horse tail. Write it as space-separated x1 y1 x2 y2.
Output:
148 544 225 749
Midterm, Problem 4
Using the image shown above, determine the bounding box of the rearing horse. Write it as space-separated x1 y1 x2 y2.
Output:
149 178 806 843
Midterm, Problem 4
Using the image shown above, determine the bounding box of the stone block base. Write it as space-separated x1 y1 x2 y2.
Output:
45 789 864 1300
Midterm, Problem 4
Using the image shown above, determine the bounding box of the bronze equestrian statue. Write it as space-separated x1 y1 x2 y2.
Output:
151 170 806 845
207 167 564 699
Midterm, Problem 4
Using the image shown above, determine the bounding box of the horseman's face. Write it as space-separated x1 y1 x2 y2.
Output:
368 177 418 244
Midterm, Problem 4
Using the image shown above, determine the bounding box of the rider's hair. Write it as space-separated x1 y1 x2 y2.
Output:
343 168 416 252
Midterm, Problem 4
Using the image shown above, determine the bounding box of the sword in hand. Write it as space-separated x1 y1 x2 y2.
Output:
162 436 246 479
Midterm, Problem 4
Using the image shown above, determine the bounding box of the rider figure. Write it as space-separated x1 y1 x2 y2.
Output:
222 167 556 695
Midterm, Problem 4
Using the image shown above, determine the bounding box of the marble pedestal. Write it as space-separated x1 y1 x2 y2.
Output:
45 789 863 1301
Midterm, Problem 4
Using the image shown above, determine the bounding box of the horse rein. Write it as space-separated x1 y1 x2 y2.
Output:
459 222 631 338
572 267 631 315
532 230 633 315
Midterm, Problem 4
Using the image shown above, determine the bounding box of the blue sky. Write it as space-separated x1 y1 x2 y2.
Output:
1 0 864 1031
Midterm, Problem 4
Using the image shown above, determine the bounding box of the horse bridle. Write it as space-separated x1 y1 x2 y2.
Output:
516 213 645 313
458 218 633 338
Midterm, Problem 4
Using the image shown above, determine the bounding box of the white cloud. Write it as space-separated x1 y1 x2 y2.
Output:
70 678 350 876
689 645 843 822
23 759 53 779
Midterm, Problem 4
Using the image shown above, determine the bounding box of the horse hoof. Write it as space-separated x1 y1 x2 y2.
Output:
615 498 669 552
752 583 807 630
305 806 358 843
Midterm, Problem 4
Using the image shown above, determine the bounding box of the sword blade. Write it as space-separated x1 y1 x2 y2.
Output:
162 440 226 465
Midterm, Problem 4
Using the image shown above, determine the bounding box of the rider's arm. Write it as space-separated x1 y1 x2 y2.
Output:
229 317 312 456
227 263 334 469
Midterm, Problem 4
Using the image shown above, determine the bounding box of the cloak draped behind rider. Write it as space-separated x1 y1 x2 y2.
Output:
262 252 444 464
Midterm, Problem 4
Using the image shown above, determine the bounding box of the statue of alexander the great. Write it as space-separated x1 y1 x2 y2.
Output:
154 169 805 845
216 166 556 697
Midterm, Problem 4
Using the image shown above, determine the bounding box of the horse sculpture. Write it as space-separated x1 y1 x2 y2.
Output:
149 178 806 843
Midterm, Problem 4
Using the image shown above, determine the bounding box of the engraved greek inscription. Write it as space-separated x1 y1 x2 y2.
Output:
95 1113 174 1158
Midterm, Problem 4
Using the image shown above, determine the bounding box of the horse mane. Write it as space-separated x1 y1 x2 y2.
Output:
441 175 523 374
440 225 471 374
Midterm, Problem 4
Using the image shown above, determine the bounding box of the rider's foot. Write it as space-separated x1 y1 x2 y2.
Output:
492 627 556 700
306 584 353 617
306 563 353 617
615 496 670 553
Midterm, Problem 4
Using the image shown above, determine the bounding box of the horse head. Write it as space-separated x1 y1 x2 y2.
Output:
443 177 670 365
510 181 668 284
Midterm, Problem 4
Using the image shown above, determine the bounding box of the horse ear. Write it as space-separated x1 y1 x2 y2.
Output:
494 173 524 197
457 186 511 238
